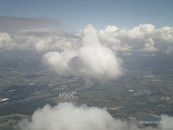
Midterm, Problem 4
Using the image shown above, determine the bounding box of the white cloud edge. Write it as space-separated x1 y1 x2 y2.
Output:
0 20 173 54
17 102 173 130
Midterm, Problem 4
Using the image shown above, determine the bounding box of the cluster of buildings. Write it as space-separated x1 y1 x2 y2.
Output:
59 91 77 100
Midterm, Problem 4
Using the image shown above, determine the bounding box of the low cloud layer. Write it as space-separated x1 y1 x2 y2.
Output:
98 24 173 54
0 16 173 54
0 17 173 81
0 16 78 52
42 24 122 81
18 102 173 130
1 17 173 81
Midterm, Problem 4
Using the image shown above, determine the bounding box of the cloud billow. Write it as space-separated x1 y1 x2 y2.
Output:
18 102 173 130
1 17 173 130
98 24 173 54
42 24 123 81
0 16 173 54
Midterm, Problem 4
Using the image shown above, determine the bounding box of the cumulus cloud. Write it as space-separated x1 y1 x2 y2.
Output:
127 24 155 39
43 48 77 75
0 17 173 54
43 24 122 81
0 32 16 49
0 28 78 52
142 38 158 52
18 102 173 130
0 16 78 52
98 24 173 53
18 102 117 130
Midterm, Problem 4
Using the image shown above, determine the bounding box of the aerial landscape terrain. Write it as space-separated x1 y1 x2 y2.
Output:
0 0 173 130
0 50 173 130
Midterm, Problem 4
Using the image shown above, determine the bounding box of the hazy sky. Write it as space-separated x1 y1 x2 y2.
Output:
0 0 173 31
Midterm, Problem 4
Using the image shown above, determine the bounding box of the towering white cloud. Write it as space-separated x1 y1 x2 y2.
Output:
43 24 122 81
78 24 122 80
18 102 173 130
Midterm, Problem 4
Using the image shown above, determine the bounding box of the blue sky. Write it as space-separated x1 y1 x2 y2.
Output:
0 0 173 31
